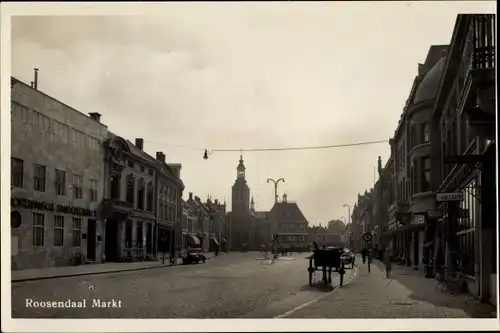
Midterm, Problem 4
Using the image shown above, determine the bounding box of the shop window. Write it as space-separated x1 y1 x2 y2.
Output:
53 215 64 246
136 221 143 248
72 217 82 247
126 174 135 204
125 220 133 248
146 182 154 212
32 213 45 246
89 179 98 201
55 169 66 196
11 158 23 188
73 174 83 199
33 164 46 192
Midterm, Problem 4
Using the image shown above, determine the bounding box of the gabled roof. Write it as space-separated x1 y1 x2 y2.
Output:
267 202 308 223
252 211 268 220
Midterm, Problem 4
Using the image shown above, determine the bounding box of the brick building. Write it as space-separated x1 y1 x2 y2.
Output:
10 75 108 269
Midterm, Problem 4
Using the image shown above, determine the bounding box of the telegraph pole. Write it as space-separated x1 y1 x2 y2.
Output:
267 178 285 203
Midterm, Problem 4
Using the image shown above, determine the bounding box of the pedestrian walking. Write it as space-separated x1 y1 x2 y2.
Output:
384 250 392 278
367 248 372 273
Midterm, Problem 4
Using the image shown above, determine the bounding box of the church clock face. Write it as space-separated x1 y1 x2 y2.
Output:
238 170 245 178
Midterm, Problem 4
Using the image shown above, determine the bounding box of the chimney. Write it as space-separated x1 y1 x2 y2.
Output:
417 63 425 76
30 81 34 88
162 153 166 164
135 138 144 150
156 152 163 161
214 199 219 205
33 68 39 89
189 192 193 200
377 156 382 175
283 193 288 203
168 163 182 179
88 112 102 123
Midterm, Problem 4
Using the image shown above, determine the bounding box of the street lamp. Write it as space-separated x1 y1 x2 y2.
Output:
267 178 285 203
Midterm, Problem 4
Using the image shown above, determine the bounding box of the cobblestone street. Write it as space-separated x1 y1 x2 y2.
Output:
11 252 355 318
285 256 497 319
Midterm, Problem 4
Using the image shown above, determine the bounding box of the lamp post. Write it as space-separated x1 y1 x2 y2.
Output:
267 178 285 203
343 204 352 249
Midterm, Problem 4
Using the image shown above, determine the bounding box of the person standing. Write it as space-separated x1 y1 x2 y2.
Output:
361 247 368 263
384 249 392 278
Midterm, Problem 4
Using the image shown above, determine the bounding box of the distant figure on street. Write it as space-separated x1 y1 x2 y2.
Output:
361 248 368 263
384 250 392 278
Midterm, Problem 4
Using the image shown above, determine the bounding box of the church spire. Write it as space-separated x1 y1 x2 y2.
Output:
250 196 255 212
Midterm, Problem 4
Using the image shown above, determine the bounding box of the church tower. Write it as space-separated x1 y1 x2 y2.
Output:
231 155 250 215
250 196 255 213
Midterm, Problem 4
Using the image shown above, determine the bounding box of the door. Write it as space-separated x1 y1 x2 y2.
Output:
87 219 97 261
146 223 152 254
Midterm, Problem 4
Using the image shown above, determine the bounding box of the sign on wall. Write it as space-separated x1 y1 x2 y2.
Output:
11 198 96 217
436 192 464 202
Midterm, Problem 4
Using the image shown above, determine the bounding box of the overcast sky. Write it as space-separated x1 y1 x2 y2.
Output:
10 1 494 225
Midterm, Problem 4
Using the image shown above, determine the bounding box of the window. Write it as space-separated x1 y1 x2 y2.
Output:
136 221 143 248
137 178 145 210
421 157 431 192
87 136 99 150
73 174 83 199
29 110 40 127
289 236 296 241
89 179 98 202
457 180 476 276
423 123 430 143
33 164 46 192
140 166 145 173
32 213 45 246
147 182 154 212
299 224 305 232
53 216 64 246
11 158 23 188
125 220 133 248
110 173 121 199
126 174 135 203
72 218 82 247
55 170 66 195
128 160 134 168
148 168 154 176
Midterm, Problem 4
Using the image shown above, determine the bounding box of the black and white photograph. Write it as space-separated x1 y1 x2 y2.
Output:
1 1 498 332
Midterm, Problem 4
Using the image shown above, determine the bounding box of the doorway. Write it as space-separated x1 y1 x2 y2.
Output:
87 219 97 261
105 219 119 262
146 223 152 255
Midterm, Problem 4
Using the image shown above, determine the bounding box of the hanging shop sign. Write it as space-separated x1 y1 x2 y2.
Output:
436 192 464 202
411 214 425 226
11 198 96 217
362 232 372 242
427 210 443 219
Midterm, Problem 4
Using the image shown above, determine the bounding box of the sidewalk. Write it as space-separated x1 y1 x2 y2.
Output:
286 255 496 318
11 252 222 282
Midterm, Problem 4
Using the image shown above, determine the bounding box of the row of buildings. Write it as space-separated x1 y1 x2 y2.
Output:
347 14 496 305
10 73 228 270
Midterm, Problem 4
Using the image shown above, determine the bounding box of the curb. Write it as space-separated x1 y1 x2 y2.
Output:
12 254 223 283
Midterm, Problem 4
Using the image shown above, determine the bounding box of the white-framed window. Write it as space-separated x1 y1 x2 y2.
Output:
34 164 46 192
53 215 64 246
73 174 83 199
89 179 98 202
72 217 82 247
32 213 45 246
55 169 66 195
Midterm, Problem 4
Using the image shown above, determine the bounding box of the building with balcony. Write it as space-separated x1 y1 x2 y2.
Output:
100 136 158 262
430 14 496 304
10 75 108 269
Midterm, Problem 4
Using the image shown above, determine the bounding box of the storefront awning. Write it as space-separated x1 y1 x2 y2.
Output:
211 237 220 246
188 235 200 245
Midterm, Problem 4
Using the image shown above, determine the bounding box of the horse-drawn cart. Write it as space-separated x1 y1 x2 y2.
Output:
307 247 345 286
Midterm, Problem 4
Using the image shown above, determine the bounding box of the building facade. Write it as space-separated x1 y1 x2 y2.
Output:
11 76 108 269
154 152 184 257
100 136 158 262
430 14 496 303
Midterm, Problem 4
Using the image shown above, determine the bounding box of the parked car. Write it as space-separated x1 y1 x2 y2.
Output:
341 248 355 268
182 248 206 265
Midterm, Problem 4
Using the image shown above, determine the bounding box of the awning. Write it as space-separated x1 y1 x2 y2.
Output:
211 237 220 246
188 235 200 245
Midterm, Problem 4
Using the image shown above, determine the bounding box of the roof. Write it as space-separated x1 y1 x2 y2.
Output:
107 132 183 187
267 202 308 223
252 211 268 219
413 56 447 103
